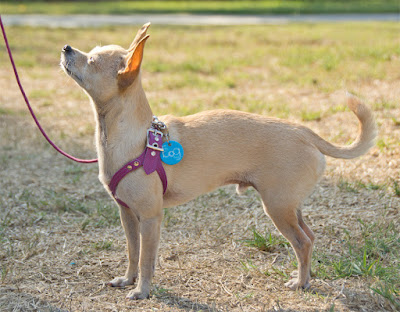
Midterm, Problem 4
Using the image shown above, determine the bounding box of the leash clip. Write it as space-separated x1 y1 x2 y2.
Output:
151 115 171 145
152 116 167 130
146 128 164 152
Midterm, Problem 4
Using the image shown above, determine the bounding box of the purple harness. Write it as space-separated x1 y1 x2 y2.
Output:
108 127 167 208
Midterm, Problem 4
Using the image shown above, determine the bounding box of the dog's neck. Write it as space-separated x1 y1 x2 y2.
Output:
92 78 153 182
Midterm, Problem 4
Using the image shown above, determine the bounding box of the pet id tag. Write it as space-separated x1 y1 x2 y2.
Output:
161 141 184 165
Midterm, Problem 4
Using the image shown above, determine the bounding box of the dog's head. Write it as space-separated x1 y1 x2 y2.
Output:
60 23 151 104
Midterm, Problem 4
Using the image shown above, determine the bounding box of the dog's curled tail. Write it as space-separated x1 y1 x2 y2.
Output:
307 93 377 159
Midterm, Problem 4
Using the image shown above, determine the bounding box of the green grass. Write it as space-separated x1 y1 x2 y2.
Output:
28 89 55 99
3 185 120 229
243 220 400 307
373 100 398 111
314 219 400 308
338 179 361 193
337 178 394 194
0 107 26 116
371 282 400 309
1 0 399 15
242 228 290 252
64 164 84 184
240 259 258 272
21 188 91 214
376 138 391 151
393 181 400 197
92 239 113 251
301 110 322 122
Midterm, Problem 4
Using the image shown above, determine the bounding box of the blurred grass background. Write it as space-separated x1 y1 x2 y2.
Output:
1 0 399 15
1 23 398 113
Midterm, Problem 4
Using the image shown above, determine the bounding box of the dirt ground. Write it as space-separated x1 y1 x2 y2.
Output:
0 27 399 311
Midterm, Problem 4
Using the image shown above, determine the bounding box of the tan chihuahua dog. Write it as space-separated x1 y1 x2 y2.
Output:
61 23 376 299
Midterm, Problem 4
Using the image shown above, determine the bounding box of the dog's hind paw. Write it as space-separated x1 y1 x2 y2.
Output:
285 278 310 290
126 288 150 300
107 276 136 287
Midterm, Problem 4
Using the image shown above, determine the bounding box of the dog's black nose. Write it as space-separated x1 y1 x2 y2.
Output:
63 45 72 53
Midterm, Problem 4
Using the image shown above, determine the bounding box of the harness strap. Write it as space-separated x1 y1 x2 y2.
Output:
108 130 167 208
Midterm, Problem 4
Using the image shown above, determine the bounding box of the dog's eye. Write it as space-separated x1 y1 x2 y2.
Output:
88 56 95 64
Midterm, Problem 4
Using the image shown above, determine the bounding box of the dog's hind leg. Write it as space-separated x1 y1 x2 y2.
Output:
108 206 140 287
260 193 312 290
289 210 315 284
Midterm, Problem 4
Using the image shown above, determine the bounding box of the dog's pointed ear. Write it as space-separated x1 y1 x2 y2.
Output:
129 22 151 51
118 35 149 89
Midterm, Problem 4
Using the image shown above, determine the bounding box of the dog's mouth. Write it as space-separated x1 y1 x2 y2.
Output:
61 61 83 84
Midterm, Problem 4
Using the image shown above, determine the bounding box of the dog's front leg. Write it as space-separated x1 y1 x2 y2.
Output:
126 215 162 300
108 206 140 287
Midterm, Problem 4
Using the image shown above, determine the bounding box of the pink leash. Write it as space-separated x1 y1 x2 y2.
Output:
0 15 98 164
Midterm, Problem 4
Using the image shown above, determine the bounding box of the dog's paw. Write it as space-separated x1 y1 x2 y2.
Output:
289 270 312 281
285 278 310 290
126 288 150 300
290 270 299 278
107 276 135 287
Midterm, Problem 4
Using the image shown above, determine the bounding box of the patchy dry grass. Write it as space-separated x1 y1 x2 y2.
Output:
0 23 399 311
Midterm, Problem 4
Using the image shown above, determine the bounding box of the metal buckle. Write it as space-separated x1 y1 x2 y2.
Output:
146 128 164 152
